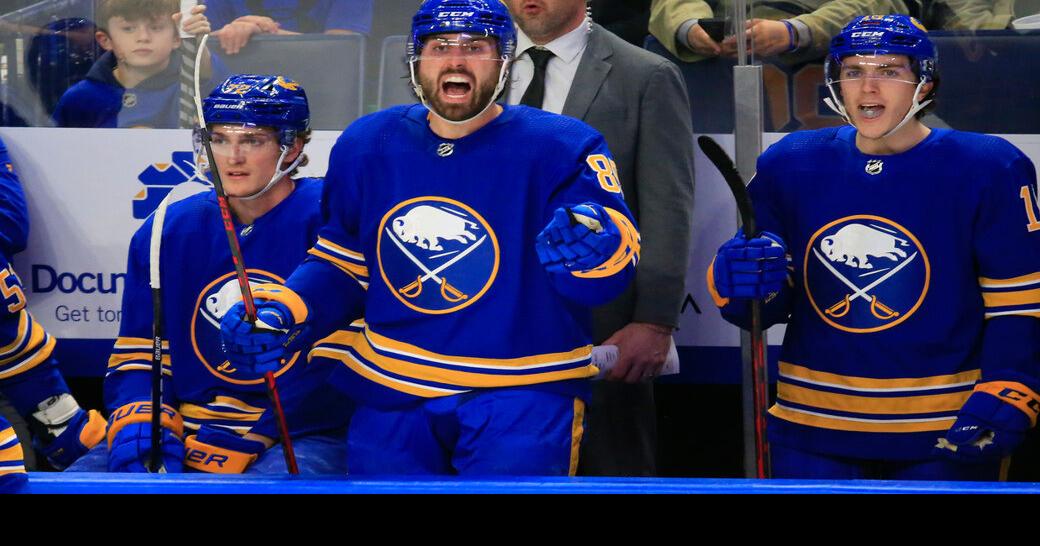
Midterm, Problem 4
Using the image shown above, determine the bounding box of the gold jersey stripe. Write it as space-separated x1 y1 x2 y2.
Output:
312 346 466 398
308 248 370 279
778 381 970 415
982 287 1040 308
0 335 55 380
779 361 980 392
180 404 265 422
315 237 365 262
979 272 1040 288
770 404 957 433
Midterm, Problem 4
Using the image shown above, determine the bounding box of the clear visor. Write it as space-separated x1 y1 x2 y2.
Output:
199 124 282 158
417 34 502 61
832 54 919 85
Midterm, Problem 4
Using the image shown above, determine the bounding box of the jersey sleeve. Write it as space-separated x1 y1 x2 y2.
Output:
974 150 1040 401
0 138 28 257
103 218 171 412
709 148 796 330
280 136 368 345
0 257 68 417
540 132 640 306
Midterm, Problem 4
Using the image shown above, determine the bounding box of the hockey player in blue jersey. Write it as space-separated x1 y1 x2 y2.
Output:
0 135 107 472
67 74 352 474
220 0 640 475
708 15 1040 480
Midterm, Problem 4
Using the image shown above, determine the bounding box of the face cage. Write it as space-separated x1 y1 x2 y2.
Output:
191 126 305 201
407 53 511 126
822 55 933 138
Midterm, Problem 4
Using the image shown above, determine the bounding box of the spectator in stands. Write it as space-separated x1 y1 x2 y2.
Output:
52 0 218 128
207 0 373 55
649 0 905 64
924 0 1016 29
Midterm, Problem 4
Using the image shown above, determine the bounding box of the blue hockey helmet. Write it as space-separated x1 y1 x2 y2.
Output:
822 15 938 135
826 15 936 85
203 74 309 146
408 0 517 60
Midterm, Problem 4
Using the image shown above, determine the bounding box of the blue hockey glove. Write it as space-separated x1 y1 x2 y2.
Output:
934 383 1040 462
220 300 294 375
711 231 788 300
184 425 265 473
34 407 107 470
106 402 185 473
536 203 621 274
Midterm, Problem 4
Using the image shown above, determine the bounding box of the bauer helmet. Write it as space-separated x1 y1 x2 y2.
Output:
823 15 937 135
202 74 309 146
198 74 309 201
407 0 516 125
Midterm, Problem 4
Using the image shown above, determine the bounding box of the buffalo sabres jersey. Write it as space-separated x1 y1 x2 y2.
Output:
106 178 352 438
713 126 1040 460
283 104 639 410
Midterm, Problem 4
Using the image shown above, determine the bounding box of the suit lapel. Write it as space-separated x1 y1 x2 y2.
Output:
562 24 613 121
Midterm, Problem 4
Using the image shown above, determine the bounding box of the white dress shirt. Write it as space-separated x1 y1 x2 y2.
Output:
505 18 591 114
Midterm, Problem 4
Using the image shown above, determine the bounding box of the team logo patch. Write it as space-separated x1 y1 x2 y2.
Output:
191 270 296 384
377 197 499 314
865 159 883 175
804 215 930 333
133 151 210 219
437 143 454 157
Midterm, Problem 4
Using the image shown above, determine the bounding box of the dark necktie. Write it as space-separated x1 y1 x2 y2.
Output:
519 48 554 108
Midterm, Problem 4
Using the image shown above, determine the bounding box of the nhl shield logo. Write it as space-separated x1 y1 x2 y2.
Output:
865 159 883 175
437 143 454 157
377 197 499 314
122 92 138 108
804 215 930 333
191 269 297 383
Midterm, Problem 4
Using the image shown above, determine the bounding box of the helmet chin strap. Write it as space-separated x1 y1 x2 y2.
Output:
231 144 304 202
824 79 933 139
409 58 511 127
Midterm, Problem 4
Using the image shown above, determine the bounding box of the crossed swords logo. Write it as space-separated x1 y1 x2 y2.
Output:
385 227 487 303
813 247 918 320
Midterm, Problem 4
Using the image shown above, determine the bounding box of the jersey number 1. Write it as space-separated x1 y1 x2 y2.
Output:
1020 185 1040 233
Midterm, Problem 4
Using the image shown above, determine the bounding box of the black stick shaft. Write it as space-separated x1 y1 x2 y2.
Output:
149 287 164 473
697 136 771 478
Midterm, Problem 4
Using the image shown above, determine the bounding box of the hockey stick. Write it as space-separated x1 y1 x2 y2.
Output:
192 35 299 475
148 182 209 473
697 135 770 479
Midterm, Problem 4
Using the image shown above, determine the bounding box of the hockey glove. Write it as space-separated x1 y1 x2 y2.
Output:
184 425 265 473
711 231 789 300
0 416 27 493
934 383 1040 462
220 300 294 375
33 406 107 470
107 402 185 473
536 203 621 274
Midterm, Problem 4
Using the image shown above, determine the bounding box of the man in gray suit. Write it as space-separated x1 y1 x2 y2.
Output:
504 0 695 475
